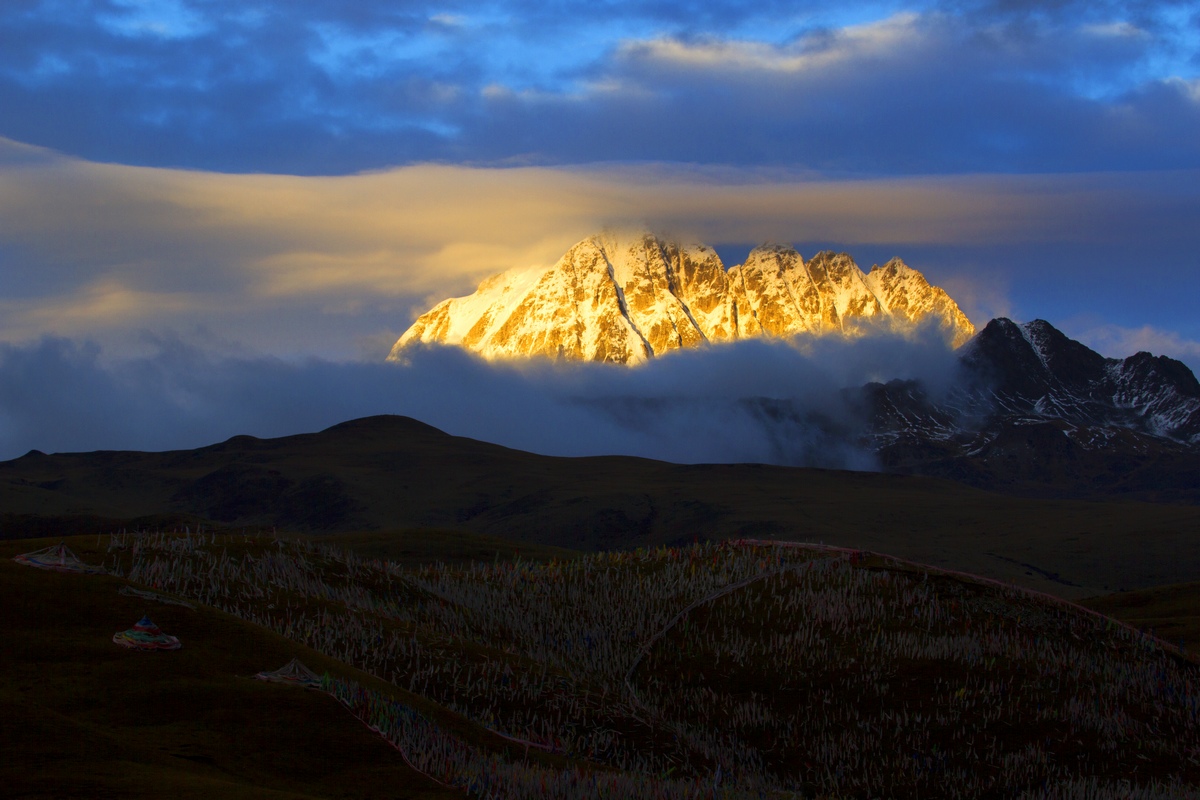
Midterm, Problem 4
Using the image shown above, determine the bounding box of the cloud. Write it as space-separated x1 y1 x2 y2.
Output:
1179 76 1200 100
2 279 201 331
1 141 1198 357
491 10 1199 173
1 2 1196 383
929 270 1013 329
1081 21 1148 40
97 0 214 40
0 329 965 466
0 3 1197 173
616 13 924 75
1069 323 1200 373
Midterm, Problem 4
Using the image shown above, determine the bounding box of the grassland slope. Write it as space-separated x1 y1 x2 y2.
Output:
0 536 465 799
3 415 1200 598
35 529 1197 799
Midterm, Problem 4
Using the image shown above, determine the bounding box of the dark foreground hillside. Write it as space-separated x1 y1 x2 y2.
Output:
4 415 1200 598
9 531 1196 799
0 538 464 799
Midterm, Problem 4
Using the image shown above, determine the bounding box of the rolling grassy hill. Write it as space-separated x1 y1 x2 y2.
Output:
0 537 466 799
8 530 1197 799
3 415 1200 599
1081 581 1200 656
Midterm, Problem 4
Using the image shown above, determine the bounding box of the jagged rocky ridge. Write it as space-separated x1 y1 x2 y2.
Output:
388 226 1197 497
853 318 1200 501
390 232 975 363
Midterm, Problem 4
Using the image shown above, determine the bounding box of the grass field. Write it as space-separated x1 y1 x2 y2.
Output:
1082 582 1200 656
0 536 470 799
5 415 1200 601
9 529 1194 798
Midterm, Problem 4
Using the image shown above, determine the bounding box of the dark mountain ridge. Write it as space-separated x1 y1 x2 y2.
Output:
861 318 1200 501
963 318 1200 441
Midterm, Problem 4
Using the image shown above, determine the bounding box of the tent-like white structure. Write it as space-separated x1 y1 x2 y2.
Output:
13 543 105 574
112 616 182 651
255 658 322 688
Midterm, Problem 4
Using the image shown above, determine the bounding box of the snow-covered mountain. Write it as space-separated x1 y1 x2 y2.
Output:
854 318 1200 501
389 232 975 363
956 319 1200 445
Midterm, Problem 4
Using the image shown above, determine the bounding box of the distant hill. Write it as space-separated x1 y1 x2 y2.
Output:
4 414 1200 598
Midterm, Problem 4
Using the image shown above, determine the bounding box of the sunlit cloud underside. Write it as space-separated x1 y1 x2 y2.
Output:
3 138 1199 361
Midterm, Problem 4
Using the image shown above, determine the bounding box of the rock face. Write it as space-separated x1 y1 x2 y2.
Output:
856 318 1200 501
389 232 976 363
956 318 1200 444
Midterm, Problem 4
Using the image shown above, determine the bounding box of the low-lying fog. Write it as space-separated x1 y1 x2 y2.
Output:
0 325 962 468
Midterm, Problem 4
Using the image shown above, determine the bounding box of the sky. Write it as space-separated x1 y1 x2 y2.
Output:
1 0 1198 458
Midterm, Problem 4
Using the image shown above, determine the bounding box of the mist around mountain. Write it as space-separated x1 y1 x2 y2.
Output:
390 231 975 364
0 325 956 468
3 310 1198 507
2 215 1196 502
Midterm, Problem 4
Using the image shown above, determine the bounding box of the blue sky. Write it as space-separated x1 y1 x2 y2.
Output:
2 1 1198 174
1 0 1199 376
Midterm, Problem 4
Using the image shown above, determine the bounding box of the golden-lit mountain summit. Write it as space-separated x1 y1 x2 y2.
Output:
390 232 975 364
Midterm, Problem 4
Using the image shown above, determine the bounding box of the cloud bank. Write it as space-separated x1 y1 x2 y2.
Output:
3 0 1195 467
3 140 1199 359
0 330 962 465
1069 323 1200 370
1 2 1197 174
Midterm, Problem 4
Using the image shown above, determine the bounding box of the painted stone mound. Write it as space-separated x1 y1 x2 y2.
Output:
112 615 182 651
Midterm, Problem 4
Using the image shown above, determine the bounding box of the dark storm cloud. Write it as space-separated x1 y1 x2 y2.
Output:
0 329 965 465
0 1 1196 173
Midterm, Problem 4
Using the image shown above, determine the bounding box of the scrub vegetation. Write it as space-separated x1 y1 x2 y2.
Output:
31 528 1192 799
